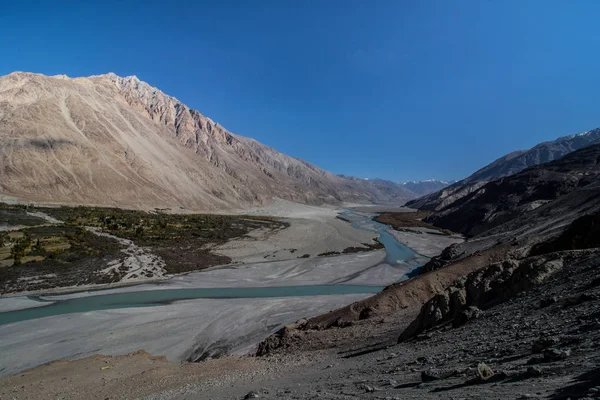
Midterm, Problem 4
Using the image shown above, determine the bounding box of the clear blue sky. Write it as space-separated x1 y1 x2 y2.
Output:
2 0 600 182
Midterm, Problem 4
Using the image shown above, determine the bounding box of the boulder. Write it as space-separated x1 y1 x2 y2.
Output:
532 337 560 353
476 363 494 381
543 348 570 362
256 319 308 356
399 253 565 342
452 306 483 328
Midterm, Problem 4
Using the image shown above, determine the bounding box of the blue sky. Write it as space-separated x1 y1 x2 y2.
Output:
2 0 600 181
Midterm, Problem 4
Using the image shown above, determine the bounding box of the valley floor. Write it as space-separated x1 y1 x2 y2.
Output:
0 201 481 399
0 201 440 379
3 249 598 400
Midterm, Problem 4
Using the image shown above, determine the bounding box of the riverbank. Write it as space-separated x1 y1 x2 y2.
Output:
0 245 404 376
370 210 464 258
1 200 384 295
4 248 598 400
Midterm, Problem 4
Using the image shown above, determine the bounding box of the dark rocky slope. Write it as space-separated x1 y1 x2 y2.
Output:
406 128 600 212
425 144 600 237
251 232 600 400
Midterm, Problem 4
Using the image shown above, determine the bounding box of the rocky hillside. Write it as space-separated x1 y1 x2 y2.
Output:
0 72 415 210
426 144 600 237
249 131 600 400
256 143 600 342
406 128 600 212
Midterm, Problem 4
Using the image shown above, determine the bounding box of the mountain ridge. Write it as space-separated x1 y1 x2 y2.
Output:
425 143 600 237
406 127 600 211
0 71 417 210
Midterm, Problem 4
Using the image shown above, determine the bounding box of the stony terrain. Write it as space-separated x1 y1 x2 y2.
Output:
0 194 598 399
0 72 418 210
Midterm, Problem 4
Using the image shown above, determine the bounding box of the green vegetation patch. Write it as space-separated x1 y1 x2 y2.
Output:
0 225 123 293
1 203 289 293
41 206 289 274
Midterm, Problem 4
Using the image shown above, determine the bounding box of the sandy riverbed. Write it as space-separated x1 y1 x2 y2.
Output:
216 199 378 263
0 293 370 377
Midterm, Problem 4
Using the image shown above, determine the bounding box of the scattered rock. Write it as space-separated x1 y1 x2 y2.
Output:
421 369 456 382
543 348 571 362
256 319 308 356
363 384 375 393
453 306 483 328
414 333 433 342
525 366 543 378
244 391 259 399
532 337 560 353
476 363 494 382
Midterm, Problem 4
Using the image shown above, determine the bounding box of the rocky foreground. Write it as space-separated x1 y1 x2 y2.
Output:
238 202 600 399
238 253 600 400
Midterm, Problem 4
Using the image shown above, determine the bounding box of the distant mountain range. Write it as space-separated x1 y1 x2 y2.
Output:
337 176 453 199
400 180 456 197
406 128 600 211
0 72 430 210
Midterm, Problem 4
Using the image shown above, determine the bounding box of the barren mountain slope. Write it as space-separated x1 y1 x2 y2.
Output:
426 144 600 237
0 72 414 210
406 128 600 211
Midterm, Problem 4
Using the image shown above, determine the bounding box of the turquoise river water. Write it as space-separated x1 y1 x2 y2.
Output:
0 209 423 326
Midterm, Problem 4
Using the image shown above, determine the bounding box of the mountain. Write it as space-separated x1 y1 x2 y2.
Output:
425 143 600 237
336 177 452 199
400 180 454 197
0 72 415 210
406 128 600 211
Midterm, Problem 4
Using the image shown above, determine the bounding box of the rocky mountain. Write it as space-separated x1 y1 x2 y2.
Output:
335 176 417 204
400 179 454 197
406 128 600 211
0 72 415 210
336 177 452 199
426 143 600 237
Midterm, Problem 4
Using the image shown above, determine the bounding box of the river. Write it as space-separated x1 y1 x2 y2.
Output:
0 208 429 376
0 209 424 326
